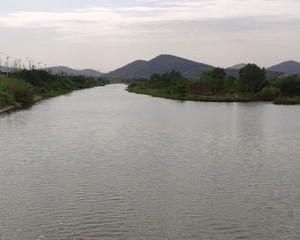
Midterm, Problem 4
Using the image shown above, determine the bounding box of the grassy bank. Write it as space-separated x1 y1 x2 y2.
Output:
128 85 258 102
127 67 300 105
128 83 300 105
0 70 109 111
0 76 34 108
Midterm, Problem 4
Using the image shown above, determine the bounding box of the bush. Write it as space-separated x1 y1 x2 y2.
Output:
0 90 15 107
258 86 281 100
0 77 34 105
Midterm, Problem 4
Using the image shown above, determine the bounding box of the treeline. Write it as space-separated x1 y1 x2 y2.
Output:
128 64 300 104
0 70 109 108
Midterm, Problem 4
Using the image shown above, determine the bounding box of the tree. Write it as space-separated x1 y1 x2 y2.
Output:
238 64 266 93
224 75 237 89
148 71 184 89
201 68 226 94
275 76 300 96
176 83 186 97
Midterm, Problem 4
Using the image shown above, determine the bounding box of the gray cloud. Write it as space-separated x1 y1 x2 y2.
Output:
0 0 299 71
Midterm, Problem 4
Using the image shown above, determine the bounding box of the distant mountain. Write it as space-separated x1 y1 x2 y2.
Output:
0 65 103 77
225 63 249 78
103 60 149 80
0 65 7 72
104 55 213 81
48 66 103 77
268 61 300 75
228 63 247 70
226 63 283 79
0 65 12 74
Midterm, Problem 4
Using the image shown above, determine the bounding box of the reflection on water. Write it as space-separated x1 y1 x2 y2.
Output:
0 84 300 240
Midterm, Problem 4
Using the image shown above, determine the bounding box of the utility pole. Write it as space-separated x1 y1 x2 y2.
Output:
26 57 32 70
13 59 18 72
18 59 22 70
6 57 10 77
0 52 4 73
37 62 43 70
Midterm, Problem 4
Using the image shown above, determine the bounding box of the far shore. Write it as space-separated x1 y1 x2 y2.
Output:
127 86 300 105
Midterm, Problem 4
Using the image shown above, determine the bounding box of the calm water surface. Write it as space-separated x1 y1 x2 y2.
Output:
0 84 300 240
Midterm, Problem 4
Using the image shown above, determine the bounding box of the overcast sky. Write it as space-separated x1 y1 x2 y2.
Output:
0 0 299 72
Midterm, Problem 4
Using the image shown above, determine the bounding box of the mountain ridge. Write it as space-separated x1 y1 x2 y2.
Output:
228 63 248 70
1 56 300 80
268 60 300 75
104 54 213 80
104 55 300 81
48 66 103 77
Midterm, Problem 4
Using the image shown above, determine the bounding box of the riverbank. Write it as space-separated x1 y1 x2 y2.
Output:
127 86 253 102
0 70 109 114
127 85 300 105
0 96 44 114
273 97 300 105
127 67 300 105
0 105 15 114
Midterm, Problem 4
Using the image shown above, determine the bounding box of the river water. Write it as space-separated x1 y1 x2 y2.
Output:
0 84 300 240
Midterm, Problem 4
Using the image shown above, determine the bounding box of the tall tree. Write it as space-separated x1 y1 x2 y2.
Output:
239 64 266 93
201 68 226 94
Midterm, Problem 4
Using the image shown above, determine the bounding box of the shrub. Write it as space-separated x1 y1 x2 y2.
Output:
0 77 34 105
258 86 281 100
0 90 15 107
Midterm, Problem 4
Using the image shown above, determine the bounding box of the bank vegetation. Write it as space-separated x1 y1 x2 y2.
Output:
128 64 300 104
0 70 109 111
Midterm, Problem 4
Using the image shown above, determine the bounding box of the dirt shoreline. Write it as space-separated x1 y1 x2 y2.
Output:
0 96 44 115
